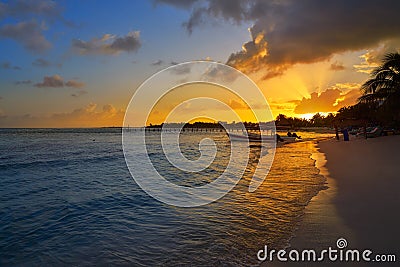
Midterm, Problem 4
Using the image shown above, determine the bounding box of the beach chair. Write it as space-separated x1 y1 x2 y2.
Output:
366 126 382 138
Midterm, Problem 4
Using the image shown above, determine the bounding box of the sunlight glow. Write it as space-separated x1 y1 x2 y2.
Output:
298 112 331 120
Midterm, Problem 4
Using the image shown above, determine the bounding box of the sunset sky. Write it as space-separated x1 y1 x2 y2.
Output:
1 0 400 127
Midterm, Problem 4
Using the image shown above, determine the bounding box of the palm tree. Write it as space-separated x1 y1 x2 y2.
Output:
360 52 400 104
359 52 400 125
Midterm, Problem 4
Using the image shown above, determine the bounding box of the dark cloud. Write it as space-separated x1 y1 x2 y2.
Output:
15 80 32 85
177 0 250 34
183 6 207 35
2 61 21 70
72 32 141 55
34 75 85 88
0 21 51 52
330 62 345 71
151 59 163 66
110 32 142 52
233 0 399 77
293 88 361 114
206 0 249 23
161 0 400 78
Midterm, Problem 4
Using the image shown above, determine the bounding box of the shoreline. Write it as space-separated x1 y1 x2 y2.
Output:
289 141 355 250
263 140 349 267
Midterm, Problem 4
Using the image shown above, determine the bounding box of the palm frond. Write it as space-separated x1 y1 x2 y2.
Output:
371 52 400 77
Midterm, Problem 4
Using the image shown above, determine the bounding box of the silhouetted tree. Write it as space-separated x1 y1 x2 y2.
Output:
360 52 400 126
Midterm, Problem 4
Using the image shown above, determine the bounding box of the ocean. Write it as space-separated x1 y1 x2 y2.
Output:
0 128 333 266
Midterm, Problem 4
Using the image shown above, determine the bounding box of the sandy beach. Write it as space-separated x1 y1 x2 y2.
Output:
318 135 400 251
268 135 400 266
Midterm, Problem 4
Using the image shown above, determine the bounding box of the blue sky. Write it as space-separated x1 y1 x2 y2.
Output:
0 0 251 126
1 0 399 127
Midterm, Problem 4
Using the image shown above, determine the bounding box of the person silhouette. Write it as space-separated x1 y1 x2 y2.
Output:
292 132 301 139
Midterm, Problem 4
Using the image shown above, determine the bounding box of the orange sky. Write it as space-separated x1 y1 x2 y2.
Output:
1 1 399 127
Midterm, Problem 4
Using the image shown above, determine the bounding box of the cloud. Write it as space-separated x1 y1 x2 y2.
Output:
72 31 141 55
228 99 246 109
0 0 62 20
294 89 341 114
151 59 163 66
168 64 191 75
232 0 400 77
32 58 50 67
353 39 400 73
65 80 85 88
0 1 78 53
154 0 199 9
269 101 297 113
170 0 250 34
34 75 85 88
330 61 345 71
15 80 32 85
0 0 78 27
182 6 208 35
0 103 125 128
34 74 64 88
287 99 301 105
293 88 361 114
110 32 141 52
201 63 240 82
161 0 400 78
1 61 21 70
0 20 51 52
335 89 361 108
71 90 87 98
333 82 361 91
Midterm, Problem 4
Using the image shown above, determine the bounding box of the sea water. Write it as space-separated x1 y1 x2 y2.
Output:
0 128 332 266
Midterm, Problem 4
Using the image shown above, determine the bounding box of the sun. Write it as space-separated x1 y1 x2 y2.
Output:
298 112 331 120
